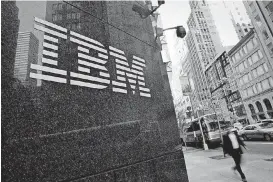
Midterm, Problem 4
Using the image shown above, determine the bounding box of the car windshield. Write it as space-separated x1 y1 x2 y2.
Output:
260 123 273 129
220 121 232 129
207 121 231 131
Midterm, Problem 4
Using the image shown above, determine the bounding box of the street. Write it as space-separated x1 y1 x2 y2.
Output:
183 141 273 182
244 141 273 156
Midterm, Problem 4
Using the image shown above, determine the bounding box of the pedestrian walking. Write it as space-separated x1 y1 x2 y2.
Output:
223 128 247 182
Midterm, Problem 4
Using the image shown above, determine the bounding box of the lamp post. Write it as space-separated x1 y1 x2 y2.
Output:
155 26 186 40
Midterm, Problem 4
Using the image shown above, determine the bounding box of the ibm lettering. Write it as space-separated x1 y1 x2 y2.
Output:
30 17 151 98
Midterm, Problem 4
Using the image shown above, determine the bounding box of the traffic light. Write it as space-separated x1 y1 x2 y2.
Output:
176 26 186 38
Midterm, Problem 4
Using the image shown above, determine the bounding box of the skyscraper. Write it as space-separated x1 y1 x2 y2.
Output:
14 32 39 86
185 0 223 112
224 0 253 40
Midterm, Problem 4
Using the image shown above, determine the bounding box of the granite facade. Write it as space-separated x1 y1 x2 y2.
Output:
1 1 20 86
2 1 188 181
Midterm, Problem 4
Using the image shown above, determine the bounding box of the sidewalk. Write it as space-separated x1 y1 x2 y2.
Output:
183 147 273 182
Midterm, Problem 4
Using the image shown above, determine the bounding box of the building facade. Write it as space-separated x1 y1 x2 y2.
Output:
205 50 248 122
185 0 223 114
228 29 273 124
224 0 253 40
2 1 189 181
243 1 273 69
1 1 20 86
14 32 39 86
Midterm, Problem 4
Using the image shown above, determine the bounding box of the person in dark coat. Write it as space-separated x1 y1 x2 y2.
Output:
223 128 247 182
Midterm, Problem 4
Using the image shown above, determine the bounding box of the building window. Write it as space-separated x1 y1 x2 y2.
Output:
249 104 256 114
263 63 269 72
251 51 259 63
53 4 58 10
261 79 270 90
242 89 247 98
252 85 257 94
257 82 262 92
243 60 248 68
58 14 62 21
244 28 248 33
235 52 240 61
269 77 273 87
257 50 263 58
265 2 273 13
258 65 265 76
243 74 249 83
243 45 247 54
262 30 269 40
66 24 71 29
238 63 244 72
248 72 252 80
240 48 244 56
247 57 253 66
256 101 264 112
52 14 57 22
71 23 76 30
264 99 273 111
77 22 81 29
67 13 71 19
252 68 257 78
254 15 262 27
252 37 257 46
247 87 253 96
72 13 76 19
246 40 254 51
67 4 71 10
267 43 273 56
249 2 256 12
76 13 81 19
58 3 63 10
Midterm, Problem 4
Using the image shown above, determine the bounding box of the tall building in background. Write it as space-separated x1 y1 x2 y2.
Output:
228 29 273 123
224 0 253 40
14 32 39 86
243 1 273 68
185 0 223 113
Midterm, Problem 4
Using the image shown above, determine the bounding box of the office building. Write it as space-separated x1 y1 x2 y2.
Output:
185 0 223 113
243 1 273 68
14 32 39 86
228 29 273 123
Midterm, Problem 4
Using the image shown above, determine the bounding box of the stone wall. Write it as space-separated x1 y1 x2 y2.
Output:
2 1 188 181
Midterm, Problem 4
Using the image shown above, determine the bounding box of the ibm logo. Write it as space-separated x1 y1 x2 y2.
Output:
30 17 151 98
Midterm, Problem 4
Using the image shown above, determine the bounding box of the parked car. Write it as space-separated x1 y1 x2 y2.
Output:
257 119 273 124
238 123 273 141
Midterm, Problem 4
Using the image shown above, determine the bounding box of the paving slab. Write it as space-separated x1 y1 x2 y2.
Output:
184 148 273 182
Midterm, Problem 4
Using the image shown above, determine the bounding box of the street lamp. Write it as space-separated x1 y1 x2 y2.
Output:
155 26 187 39
132 0 165 19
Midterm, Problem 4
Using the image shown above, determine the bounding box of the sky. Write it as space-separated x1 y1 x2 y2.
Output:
158 0 241 102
